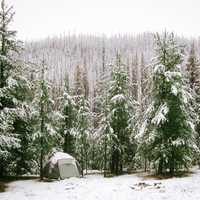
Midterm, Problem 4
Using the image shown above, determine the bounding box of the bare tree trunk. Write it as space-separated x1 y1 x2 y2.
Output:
81 146 84 177
40 137 44 180
0 160 4 178
104 137 107 177
158 158 163 175
40 60 45 181
144 157 147 172
85 150 88 175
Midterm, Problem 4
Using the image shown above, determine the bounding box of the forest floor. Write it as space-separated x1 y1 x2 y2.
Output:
0 168 200 200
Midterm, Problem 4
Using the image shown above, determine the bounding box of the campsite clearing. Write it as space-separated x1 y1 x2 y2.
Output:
1 168 200 200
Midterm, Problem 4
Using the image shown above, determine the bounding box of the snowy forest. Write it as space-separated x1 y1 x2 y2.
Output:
1 0 200 184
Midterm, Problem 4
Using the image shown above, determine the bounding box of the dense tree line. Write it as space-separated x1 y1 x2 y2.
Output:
1 0 200 179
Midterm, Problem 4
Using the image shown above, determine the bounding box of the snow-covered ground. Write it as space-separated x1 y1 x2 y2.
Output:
1 169 200 200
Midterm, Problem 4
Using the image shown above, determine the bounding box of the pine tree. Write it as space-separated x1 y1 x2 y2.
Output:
137 32 196 175
75 95 91 176
73 64 91 176
59 75 77 155
0 0 33 176
195 72 200 168
13 89 35 175
97 99 113 176
136 53 152 172
92 43 112 174
108 65 133 175
33 60 57 180
186 43 200 167
93 43 109 128
96 52 136 175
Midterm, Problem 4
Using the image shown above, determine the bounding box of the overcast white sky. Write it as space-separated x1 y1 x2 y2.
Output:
7 0 200 40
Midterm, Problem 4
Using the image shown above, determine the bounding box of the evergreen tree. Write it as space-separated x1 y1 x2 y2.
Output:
92 43 112 173
73 64 91 176
97 53 136 175
93 44 109 129
59 75 77 155
0 0 33 176
186 43 200 167
33 60 57 180
75 95 91 176
13 84 35 175
108 65 133 175
97 99 113 176
195 73 200 168
137 32 196 175
136 53 152 172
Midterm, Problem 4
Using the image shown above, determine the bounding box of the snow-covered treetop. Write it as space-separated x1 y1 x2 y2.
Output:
137 32 196 143
111 94 126 104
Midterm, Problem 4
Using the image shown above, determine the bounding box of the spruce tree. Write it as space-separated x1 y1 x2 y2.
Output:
0 0 33 176
98 99 113 176
73 64 91 176
59 75 77 155
138 32 196 175
33 60 57 180
95 65 114 175
75 95 90 176
186 43 200 167
93 43 113 174
108 65 133 175
13 91 35 175
195 73 200 168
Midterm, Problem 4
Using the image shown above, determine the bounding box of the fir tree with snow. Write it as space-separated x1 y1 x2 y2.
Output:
75 95 91 176
73 63 92 175
107 64 134 175
59 75 77 156
0 0 34 177
92 44 115 174
186 43 200 167
33 60 57 180
137 32 196 175
96 88 114 176
195 77 200 168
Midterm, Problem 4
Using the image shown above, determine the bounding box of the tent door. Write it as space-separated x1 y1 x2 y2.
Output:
59 163 78 179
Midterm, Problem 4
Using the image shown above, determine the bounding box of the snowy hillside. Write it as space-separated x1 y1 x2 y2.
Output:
22 34 193 89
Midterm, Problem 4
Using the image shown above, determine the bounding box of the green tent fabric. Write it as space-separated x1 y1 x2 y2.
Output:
43 152 80 179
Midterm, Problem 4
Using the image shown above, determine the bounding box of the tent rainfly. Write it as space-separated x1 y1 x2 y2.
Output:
43 152 81 179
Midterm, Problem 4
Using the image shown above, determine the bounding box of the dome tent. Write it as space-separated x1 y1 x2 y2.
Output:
43 152 81 179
